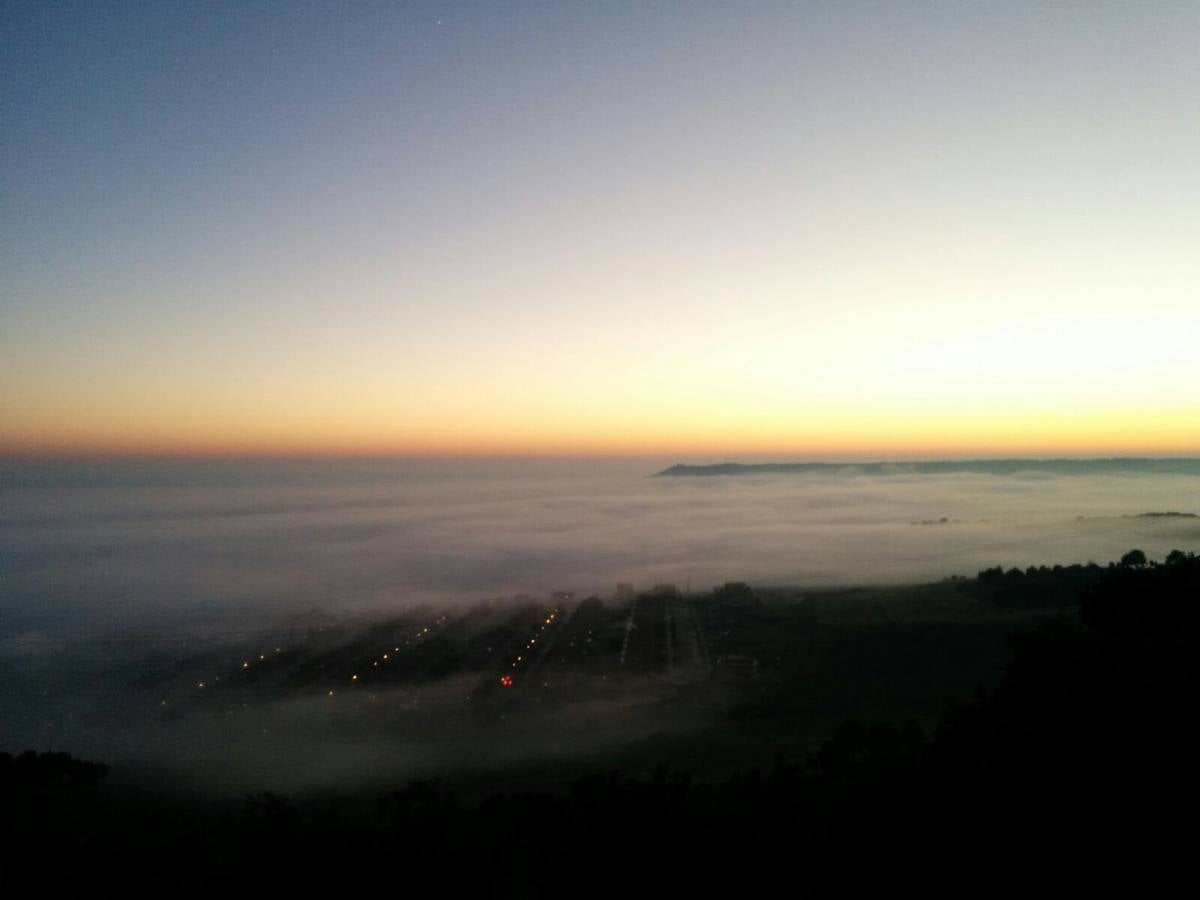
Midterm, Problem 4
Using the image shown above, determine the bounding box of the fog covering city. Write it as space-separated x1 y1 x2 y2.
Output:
3 457 1197 794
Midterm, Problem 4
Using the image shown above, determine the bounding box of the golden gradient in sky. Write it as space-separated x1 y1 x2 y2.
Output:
4 222 1199 458
3 4 1198 458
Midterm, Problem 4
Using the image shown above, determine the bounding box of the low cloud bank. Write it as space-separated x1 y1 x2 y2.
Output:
4 458 1198 639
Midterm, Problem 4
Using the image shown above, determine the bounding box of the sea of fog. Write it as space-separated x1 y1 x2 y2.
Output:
2 456 1198 791
3 456 1199 642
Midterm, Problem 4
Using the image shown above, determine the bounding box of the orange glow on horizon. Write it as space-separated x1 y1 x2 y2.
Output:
4 405 1199 462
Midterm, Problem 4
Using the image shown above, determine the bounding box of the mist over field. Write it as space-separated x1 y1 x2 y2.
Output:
4 457 1198 636
3 457 1198 793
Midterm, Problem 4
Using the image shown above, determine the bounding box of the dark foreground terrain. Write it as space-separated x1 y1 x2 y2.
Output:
4 550 1198 894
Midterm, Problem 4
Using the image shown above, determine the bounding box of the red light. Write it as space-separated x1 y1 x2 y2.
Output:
500 675 514 687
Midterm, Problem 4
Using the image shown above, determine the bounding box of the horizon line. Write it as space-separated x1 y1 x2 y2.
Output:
5 450 1200 465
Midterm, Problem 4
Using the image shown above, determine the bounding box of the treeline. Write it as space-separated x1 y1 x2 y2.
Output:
3 551 1197 894
0 751 108 789
975 547 1192 609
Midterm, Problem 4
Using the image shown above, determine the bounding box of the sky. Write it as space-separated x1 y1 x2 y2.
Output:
3 1 1198 458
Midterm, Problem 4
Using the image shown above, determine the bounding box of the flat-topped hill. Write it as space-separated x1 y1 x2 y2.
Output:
655 457 1200 477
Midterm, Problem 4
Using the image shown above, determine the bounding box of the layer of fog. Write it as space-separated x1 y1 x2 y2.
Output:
2 458 1198 792
6 671 701 797
4 458 1197 640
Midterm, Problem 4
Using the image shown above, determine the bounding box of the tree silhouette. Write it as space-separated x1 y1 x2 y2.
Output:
1120 548 1148 567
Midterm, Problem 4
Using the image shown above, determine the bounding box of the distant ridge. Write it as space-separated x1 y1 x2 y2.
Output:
655 458 1200 477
